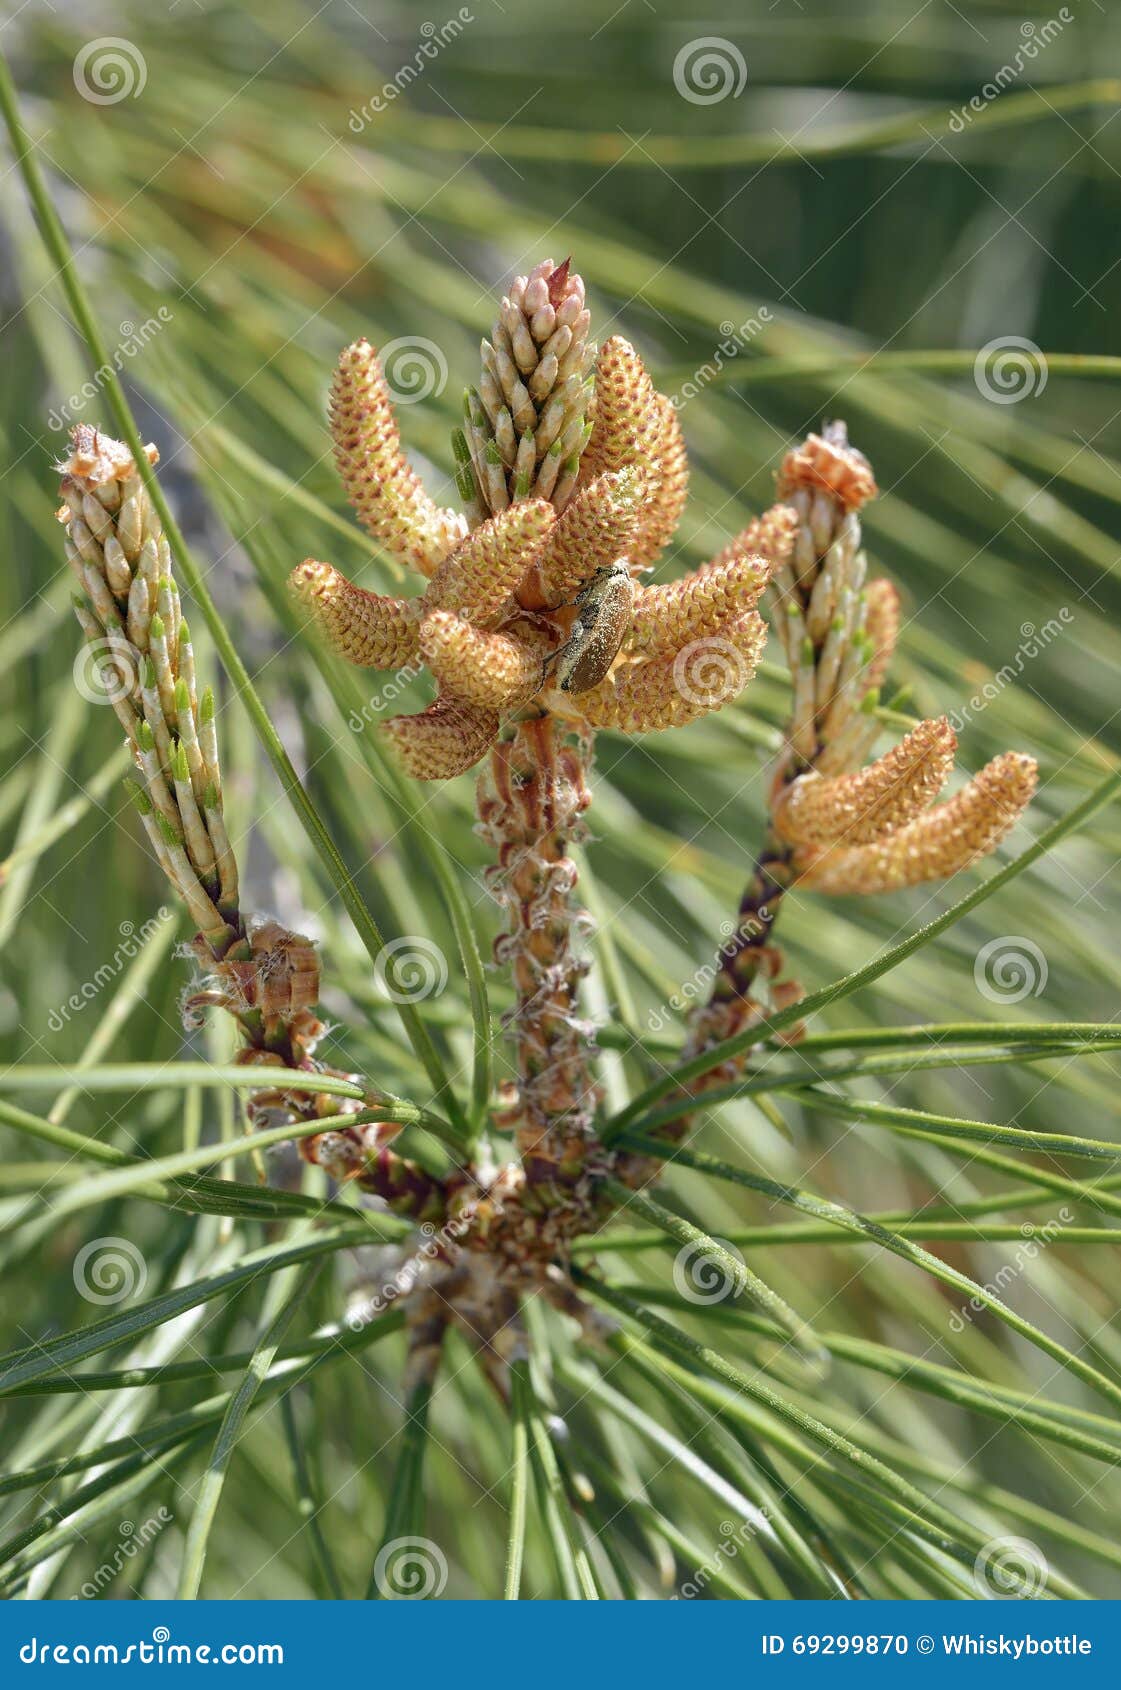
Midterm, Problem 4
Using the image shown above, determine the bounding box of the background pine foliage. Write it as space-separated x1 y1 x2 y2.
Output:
0 0 1119 1599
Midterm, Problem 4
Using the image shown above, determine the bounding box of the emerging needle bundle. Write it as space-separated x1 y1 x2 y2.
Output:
56 426 441 1217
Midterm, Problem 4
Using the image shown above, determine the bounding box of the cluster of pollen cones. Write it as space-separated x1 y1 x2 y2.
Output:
683 421 1038 1079
766 424 1037 899
288 259 797 778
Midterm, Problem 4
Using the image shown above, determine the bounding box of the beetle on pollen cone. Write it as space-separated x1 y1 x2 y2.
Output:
548 561 636 693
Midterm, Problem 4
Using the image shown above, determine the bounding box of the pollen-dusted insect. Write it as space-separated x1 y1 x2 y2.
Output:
546 561 635 694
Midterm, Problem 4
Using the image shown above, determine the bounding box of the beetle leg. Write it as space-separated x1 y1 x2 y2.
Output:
541 621 584 689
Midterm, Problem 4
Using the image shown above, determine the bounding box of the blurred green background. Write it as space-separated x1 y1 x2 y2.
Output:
1 0 1119 1598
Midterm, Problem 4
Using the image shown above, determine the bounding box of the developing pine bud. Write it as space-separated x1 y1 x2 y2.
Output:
466 259 594 516
57 427 241 951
